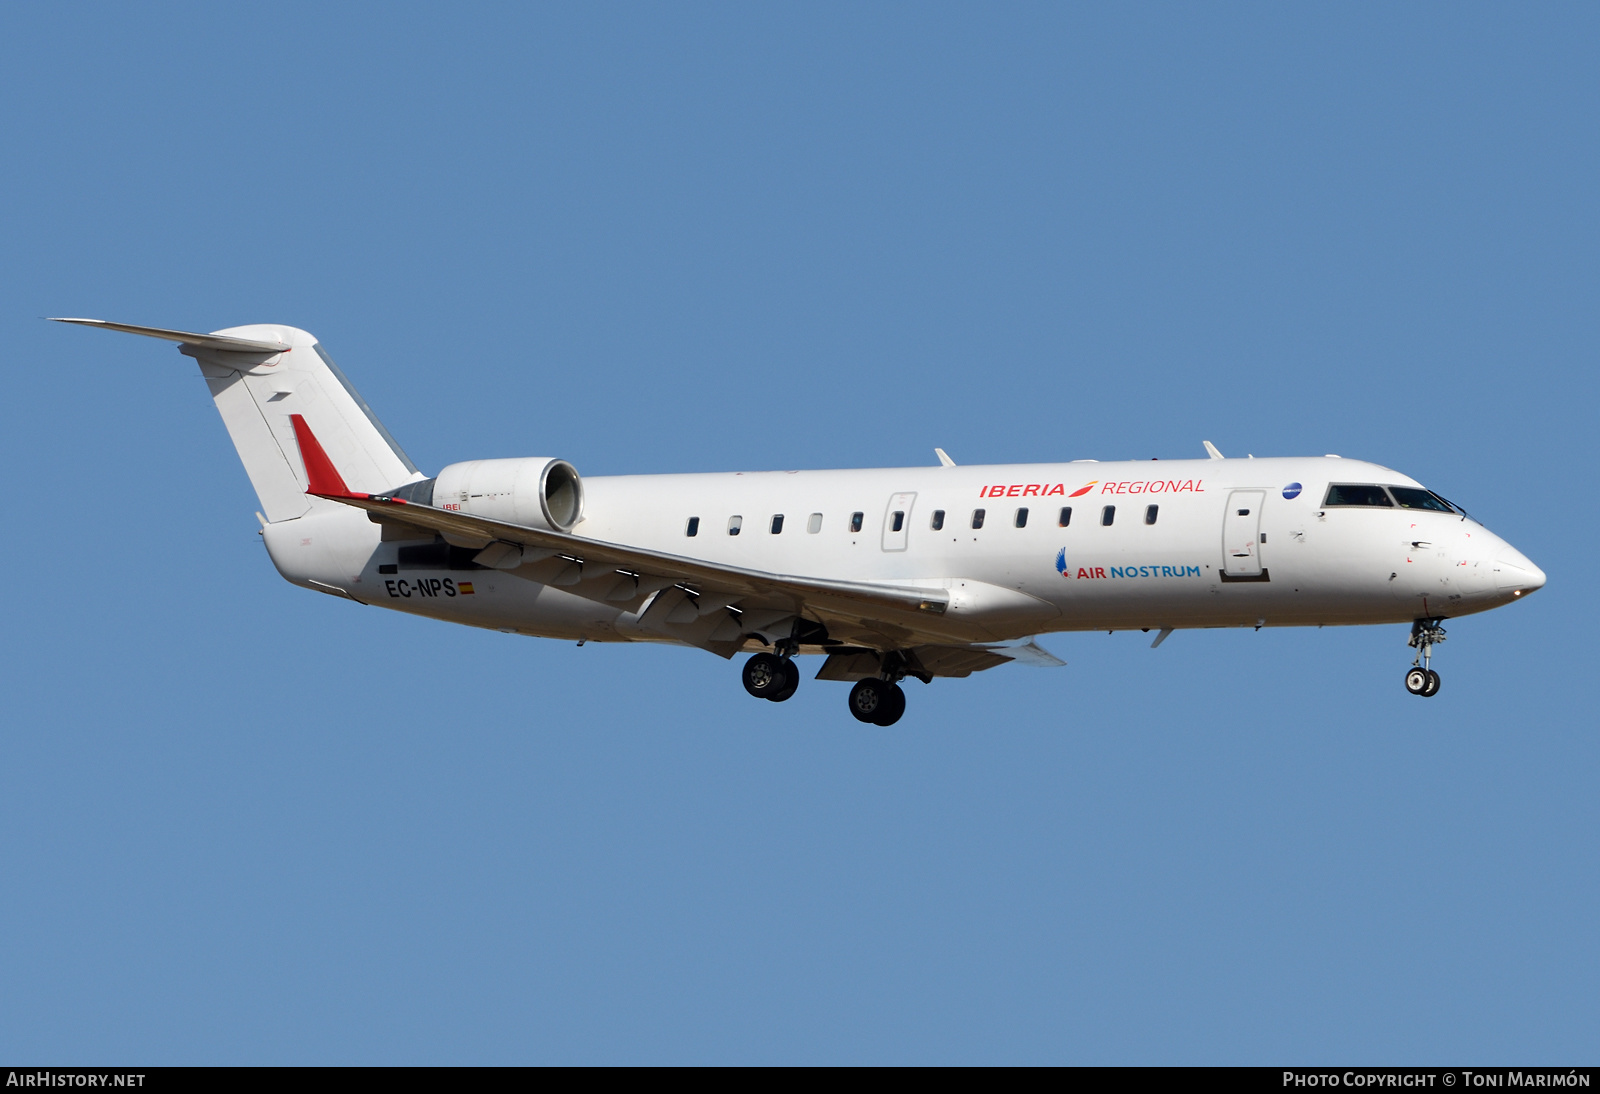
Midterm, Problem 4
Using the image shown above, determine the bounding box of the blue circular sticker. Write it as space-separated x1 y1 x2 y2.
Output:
1283 482 1303 500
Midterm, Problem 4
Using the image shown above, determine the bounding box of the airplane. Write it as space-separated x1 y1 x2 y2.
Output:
54 318 1547 725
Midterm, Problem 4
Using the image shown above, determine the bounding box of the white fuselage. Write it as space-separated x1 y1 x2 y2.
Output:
262 455 1545 650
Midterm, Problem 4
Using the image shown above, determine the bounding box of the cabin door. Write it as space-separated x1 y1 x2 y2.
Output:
881 492 916 551
1222 490 1266 577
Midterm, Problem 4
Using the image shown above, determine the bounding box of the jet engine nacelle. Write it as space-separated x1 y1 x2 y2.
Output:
432 457 584 532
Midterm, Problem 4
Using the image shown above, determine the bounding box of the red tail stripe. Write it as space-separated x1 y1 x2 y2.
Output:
289 414 362 498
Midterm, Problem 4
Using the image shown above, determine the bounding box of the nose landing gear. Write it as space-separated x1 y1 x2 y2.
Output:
1404 666 1440 697
1405 619 1446 697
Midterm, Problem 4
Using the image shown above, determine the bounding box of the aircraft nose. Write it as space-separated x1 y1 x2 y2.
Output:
1522 562 1547 594
1495 546 1546 598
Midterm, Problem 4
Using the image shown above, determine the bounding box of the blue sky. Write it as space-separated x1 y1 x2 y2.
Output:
1 3 1595 1064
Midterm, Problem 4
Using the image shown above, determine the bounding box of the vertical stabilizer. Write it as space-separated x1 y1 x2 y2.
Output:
55 319 422 523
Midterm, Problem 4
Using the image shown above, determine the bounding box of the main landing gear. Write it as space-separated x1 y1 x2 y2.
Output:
742 651 800 703
848 678 907 726
739 646 910 725
1405 618 1446 698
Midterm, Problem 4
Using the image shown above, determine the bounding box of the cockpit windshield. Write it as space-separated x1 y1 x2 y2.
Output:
1323 483 1464 515
1390 487 1457 513
1323 484 1393 507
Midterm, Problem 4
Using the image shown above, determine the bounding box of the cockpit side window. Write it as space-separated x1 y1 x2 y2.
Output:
1390 487 1456 513
1323 484 1394 507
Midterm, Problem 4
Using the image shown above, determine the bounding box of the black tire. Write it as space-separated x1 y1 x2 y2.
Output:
848 679 889 723
871 683 906 726
768 659 801 703
1405 667 1429 695
1421 669 1441 698
743 653 786 699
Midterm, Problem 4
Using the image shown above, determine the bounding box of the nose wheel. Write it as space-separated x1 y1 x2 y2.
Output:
1404 666 1441 697
1405 618 1446 697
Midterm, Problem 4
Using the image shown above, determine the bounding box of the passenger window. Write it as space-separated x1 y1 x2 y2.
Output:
685 516 700 537
891 511 904 532
850 512 864 533
1101 505 1115 526
728 515 743 535
930 510 945 531
770 514 784 534
972 508 986 529
1015 507 1029 528
1145 504 1158 525
807 512 823 533
1323 484 1394 507
1058 506 1072 527
1390 487 1455 513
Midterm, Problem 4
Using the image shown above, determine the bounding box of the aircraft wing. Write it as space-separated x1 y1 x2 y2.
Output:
288 415 953 653
279 413 1069 659
339 487 950 620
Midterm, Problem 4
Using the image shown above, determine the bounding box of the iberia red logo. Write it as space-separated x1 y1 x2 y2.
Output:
980 478 1203 498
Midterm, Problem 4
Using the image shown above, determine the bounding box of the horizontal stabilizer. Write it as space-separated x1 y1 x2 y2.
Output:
50 318 290 354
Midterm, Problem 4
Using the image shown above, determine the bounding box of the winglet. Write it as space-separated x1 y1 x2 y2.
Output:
290 414 361 498
984 638 1066 667
935 447 956 467
1202 440 1224 460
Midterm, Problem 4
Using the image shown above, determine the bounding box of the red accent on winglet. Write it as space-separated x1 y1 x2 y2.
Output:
289 414 362 498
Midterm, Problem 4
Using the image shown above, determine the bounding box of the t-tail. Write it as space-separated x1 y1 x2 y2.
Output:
51 319 422 521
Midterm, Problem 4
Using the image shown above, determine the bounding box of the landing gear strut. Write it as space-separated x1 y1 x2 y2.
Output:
1405 618 1446 697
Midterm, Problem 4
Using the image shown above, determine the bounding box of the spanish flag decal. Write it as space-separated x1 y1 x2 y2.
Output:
457 582 476 595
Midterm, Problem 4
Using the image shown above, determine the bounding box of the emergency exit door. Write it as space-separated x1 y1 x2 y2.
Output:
882 492 916 551
1222 490 1266 577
